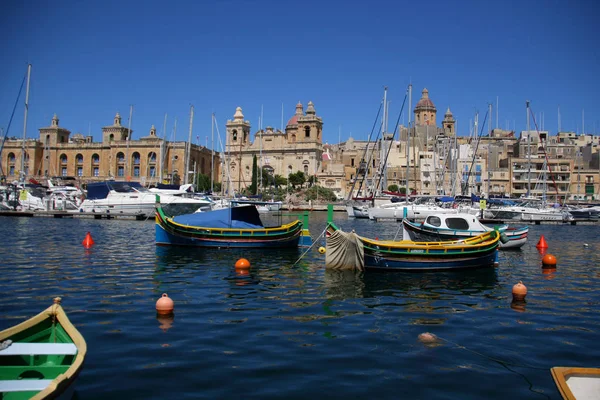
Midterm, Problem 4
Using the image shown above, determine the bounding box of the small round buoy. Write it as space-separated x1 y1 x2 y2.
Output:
235 258 251 270
512 281 527 301
82 232 95 248
156 293 174 315
318 246 326 254
418 332 439 344
542 254 557 268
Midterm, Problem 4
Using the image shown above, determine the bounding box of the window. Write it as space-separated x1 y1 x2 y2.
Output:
426 216 441 227
109 134 114 142
8 153 16 163
446 217 470 230
351 158 355 167
9 166 14 176
133 166 140 177
304 165 309 174
93 167 99 177
149 166 156 177
92 154 100 165
148 152 157 162
117 152 125 162
304 126 310 138
62 167 67 176
132 152 141 165
76 154 83 165
118 166 124 177
232 130 238 141
60 154 68 164
77 167 83 176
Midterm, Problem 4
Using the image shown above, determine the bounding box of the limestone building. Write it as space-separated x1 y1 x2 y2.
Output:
1 113 219 187
223 102 323 194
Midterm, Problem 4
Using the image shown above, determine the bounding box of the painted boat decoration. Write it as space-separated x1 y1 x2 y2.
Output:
0 297 86 400
325 210 500 272
551 367 600 400
402 213 528 249
155 198 312 248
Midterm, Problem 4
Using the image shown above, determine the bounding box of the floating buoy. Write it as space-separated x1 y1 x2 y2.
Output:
235 258 251 270
156 293 174 315
318 246 326 254
418 332 439 344
536 235 548 249
512 281 527 301
82 232 95 248
542 254 557 268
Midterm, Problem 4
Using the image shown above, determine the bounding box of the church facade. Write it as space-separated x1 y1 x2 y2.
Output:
223 101 323 193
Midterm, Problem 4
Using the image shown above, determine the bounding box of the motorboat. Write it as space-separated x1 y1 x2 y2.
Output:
402 213 528 249
78 181 212 217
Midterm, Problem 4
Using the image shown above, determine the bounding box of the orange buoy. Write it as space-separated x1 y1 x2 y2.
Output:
156 293 174 315
542 254 557 268
82 232 95 248
512 281 527 301
536 235 548 249
418 332 439 344
235 258 251 270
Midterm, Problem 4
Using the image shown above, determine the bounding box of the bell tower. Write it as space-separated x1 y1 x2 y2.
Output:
226 107 251 151
414 88 437 126
442 108 456 136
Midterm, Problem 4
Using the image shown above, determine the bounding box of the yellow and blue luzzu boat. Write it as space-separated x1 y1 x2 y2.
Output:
155 198 312 248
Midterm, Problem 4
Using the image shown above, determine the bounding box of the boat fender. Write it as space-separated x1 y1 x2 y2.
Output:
0 339 12 350
499 232 509 244
490 230 497 239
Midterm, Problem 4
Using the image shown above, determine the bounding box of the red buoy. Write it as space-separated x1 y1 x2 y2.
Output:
156 293 174 315
536 235 548 249
235 258 251 270
542 254 557 268
82 232 95 248
512 281 527 301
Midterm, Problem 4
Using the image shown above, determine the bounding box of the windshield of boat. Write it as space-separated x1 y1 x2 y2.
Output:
110 182 150 193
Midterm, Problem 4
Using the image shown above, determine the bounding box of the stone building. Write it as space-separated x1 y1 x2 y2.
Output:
1 113 219 187
223 102 323 194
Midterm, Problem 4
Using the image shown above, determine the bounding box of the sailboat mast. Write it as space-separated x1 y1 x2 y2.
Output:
20 63 31 184
126 105 133 180
211 113 215 193
407 84 412 196
159 113 167 183
380 87 388 194
487 103 492 197
526 100 531 197
259 105 263 194
185 105 194 185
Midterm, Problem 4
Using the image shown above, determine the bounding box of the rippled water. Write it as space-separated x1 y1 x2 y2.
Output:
1 213 599 399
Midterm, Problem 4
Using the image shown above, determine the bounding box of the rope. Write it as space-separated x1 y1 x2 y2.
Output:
292 227 327 267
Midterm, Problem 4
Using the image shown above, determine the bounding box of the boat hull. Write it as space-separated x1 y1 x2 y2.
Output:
364 250 498 271
551 367 600 400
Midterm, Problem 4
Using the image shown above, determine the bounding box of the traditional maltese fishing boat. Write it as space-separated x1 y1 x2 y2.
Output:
402 213 528 249
155 196 312 248
325 206 500 272
0 298 86 400
551 367 600 400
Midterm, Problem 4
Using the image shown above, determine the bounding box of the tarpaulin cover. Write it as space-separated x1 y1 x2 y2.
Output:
326 228 365 271
172 205 264 229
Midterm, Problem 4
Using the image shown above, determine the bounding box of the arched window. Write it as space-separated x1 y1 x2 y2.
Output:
304 126 310 138
116 152 125 177
132 152 141 165
60 154 68 164
92 154 100 165
304 165 309 175
8 152 16 163
109 134 114 142
232 130 238 141
60 154 68 177
148 152 157 162
45 135 50 144
76 154 84 165
116 152 125 162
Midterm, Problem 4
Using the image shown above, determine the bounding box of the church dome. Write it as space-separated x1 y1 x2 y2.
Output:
287 115 298 126
414 88 436 111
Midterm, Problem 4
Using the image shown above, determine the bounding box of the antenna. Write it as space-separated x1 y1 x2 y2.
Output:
558 105 561 132
496 96 499 129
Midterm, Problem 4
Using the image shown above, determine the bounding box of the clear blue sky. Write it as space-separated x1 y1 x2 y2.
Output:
1 0 598 148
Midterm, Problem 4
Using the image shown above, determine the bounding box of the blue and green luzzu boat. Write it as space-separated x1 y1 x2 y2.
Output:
155 198 312 248
325 206 499 272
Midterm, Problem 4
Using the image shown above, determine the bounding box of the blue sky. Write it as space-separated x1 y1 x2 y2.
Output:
1 0 598 148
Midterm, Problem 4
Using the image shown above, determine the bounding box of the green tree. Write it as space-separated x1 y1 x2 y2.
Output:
195 173 211 192
387 184 399 193
261 167 274 188
308 175 318 188
305 186 337 202
399 187 407 195
288 171 306 189
273 174 287 188
249 155 258 195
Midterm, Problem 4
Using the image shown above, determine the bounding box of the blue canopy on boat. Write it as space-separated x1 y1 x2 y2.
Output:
172 205 264 229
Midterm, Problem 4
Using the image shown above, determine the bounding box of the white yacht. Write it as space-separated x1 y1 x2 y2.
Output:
78 181 212 217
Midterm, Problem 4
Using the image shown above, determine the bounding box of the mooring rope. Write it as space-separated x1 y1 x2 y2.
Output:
292 227 327 267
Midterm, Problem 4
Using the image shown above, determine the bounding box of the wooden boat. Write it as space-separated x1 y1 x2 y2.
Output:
155 198 312 248
402 213 528 249
0 297 86 399
325 206 500 272
551 367 600 400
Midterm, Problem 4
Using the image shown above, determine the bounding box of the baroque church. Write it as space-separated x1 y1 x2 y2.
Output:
224 101 323 193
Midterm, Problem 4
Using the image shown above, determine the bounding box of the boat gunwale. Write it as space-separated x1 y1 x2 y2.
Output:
0 302 87 400
550 366 600 400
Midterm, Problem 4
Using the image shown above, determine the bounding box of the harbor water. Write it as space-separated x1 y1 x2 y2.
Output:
1 213 599 399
